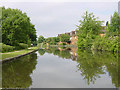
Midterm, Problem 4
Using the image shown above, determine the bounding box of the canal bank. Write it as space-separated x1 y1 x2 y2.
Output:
1 47 39 63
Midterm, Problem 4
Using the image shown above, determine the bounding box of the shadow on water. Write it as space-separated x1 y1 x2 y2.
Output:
2 53 37 88
38 47 119 88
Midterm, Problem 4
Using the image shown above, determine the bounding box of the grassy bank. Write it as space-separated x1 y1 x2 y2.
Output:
1 47 38 60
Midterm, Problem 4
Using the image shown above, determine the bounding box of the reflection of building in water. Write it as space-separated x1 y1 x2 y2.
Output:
70 47 78 61
57 47 78 61
46 43 49 49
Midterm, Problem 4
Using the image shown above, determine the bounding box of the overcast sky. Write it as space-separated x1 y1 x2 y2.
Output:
0 1 119 38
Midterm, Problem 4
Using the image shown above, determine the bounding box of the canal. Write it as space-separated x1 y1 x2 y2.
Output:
2 47 118 88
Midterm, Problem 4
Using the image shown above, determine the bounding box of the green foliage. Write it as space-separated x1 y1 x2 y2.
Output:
92 36 118 52
16 43 28 50
38 36 45 43
60 42 66 45
53 37 60 43
91 12 119 53
31 41 37 46
2 7 37 46
109 11 120 33
78 11 103 35
46 37 52 43
77 11 119 53
0 43 14 53
77 49 118 86
45 37 60 45
77 11 103 50
2 53 37 88
38 49 45 56
77 31 96 50
59 34 70 42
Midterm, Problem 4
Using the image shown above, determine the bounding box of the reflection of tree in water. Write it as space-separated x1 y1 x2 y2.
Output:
103 53 119 87
44 47 71 59
2 53 37 88
58 50 71 59
38 49 45 56
39 47 119 87
77 50 105 85
77 49 119 87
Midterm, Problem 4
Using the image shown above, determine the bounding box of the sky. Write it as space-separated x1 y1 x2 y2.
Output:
0 0 119 38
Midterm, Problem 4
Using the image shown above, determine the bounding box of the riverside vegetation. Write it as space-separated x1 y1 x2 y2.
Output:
77 11 119 53
0 7 37 53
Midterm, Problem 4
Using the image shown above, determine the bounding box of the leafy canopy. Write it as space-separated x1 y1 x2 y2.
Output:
2 7 37 46
77 11 103 49
59 34 70 42
38 36 45 43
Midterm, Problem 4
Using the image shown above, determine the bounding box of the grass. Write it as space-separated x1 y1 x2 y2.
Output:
1 47 38 60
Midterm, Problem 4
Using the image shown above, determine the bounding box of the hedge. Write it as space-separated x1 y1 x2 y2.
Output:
0 43 14 53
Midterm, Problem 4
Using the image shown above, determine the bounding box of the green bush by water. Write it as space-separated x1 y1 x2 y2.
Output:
0 43 14 53
15 43 28 50
0 43 29 53
92 36 118 53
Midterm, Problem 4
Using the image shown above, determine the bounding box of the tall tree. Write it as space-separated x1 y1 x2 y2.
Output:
109 11 120 33
78 11 103 35
77 11 103 49
2 7 37 46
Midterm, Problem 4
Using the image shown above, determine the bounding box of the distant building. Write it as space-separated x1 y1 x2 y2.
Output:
99 26 106 37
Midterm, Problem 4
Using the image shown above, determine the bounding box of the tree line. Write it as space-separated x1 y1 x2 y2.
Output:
37 34 70 46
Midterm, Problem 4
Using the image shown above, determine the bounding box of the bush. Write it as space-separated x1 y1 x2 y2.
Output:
60 42 66 45
15 43 28 50
92 36 118 52
0 43 14 53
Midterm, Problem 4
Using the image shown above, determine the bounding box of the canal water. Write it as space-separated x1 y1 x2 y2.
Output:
2 47 118 88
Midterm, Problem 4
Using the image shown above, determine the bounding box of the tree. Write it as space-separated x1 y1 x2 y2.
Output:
78 11 103 35
2 7 37 46
37 36 45 43
77 11 103 49
59 34 70 42
45 37 60 45
109 11 120 34
52 37 60 45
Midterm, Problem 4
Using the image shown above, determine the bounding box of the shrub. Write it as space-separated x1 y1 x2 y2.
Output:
15 43 28 50
0 43 14 53
19 43 28 49
92 36 118 52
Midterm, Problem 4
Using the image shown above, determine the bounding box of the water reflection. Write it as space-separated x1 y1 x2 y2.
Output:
38 47 119 87
2 47 119 88
2 53 37 88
